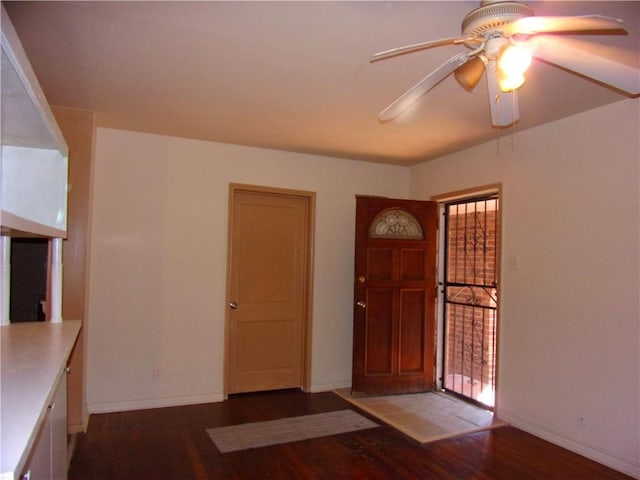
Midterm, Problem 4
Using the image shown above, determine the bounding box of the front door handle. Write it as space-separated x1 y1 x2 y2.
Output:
356 301 366 309
229 302 238 310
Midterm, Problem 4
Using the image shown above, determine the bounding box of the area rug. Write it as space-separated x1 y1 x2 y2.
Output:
334 388 507 444
206 409 379 453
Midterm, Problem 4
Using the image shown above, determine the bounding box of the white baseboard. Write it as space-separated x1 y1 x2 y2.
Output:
499 411 639 479
89 385 351 414
308 381 351 393
88 392 225 414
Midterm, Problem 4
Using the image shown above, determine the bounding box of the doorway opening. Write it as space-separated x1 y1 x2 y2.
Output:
439 194 499 408
10 237 49 322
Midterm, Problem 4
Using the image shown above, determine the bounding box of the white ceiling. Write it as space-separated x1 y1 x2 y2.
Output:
4 1 639 166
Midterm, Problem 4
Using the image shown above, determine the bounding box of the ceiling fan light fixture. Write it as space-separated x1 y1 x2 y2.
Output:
454 56 486 91
498 72 525 92
373 1 638 126
498 44 532 75
497 44 531 91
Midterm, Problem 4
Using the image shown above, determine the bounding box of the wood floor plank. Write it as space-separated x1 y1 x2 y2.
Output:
68 390 632 480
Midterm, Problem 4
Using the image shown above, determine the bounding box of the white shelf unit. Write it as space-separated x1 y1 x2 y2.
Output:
0 7 73 479
1 4 68 238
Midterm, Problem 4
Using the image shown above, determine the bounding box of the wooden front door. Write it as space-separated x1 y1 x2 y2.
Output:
352 196 437 395
225 185 314 395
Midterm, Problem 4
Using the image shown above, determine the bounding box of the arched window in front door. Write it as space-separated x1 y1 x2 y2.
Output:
368 208 424 240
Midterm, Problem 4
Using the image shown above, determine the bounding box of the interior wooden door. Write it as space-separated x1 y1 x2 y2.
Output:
352 196 437 395
226 186 313 395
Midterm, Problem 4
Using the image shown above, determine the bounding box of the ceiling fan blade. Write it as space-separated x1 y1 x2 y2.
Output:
379 52 474 122
371 36 471 63
503 15 627 36
527 35 640 95
485 60 519 127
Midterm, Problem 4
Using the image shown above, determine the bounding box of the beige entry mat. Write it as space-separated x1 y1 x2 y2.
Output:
334 388 508 444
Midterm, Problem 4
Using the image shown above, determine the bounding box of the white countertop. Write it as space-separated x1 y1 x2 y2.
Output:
1 320 81 480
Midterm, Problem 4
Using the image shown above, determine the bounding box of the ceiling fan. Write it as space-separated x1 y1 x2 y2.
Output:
372 0 640 127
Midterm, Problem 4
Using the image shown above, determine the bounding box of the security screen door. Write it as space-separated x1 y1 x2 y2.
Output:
442 195 499 408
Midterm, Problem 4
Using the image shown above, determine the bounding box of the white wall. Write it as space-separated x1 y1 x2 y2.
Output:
86 128 410 413
410 98 640 477
87 100 638 476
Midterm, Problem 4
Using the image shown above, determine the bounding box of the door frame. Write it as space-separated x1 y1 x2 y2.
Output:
431 183 502 412
223 183 316 397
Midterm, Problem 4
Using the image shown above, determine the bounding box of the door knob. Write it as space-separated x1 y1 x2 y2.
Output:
229 302 238 310
356 301 366 309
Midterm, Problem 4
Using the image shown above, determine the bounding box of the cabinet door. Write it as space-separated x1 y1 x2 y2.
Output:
23 419 51 479
20 372 68 480
50 372 67 480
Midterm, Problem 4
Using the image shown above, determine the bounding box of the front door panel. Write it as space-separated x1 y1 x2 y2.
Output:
352 196 437 395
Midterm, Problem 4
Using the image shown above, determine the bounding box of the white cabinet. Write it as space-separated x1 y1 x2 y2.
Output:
1 321 81 480
49 372 68 480
20 371 68 480
1 4 68 238
24 370 68 480
21 422 49 480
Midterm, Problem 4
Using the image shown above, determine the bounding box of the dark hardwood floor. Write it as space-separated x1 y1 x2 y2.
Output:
68 389 632 480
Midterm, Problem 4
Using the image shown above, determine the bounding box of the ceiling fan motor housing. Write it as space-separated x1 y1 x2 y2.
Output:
462 1 534 40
